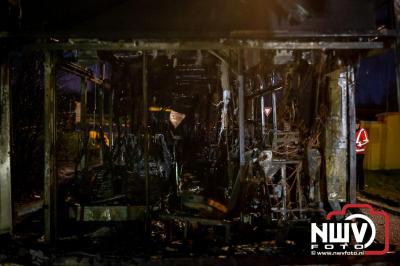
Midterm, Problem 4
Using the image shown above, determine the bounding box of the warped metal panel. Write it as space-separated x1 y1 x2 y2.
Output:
325 67 352 202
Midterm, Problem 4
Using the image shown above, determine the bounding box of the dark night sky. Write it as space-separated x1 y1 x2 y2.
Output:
57 64 108 94
56 49 398 118
355 49 397 111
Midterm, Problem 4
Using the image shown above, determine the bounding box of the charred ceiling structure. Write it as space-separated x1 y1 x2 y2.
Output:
0 0 399 263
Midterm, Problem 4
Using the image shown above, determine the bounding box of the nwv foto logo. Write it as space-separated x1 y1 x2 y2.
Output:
310 204 389 255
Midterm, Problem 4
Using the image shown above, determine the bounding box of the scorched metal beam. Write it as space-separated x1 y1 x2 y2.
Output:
29 40 384 51
347 67 357 203
238 50 245 166
0 61 12 235
142 53 150 235
44 51 57 242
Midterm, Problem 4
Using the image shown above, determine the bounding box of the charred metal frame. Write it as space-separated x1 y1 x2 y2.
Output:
0 61 12 235
0 34 389 241
36 38 385 241
268 160 304 221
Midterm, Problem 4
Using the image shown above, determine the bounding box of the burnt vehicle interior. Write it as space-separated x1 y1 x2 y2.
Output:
5 47 372 258
0 0 399 264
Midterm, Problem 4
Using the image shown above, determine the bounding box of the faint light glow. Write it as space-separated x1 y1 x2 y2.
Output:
149 106 172 112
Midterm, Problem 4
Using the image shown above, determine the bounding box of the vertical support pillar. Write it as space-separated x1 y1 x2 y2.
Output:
296 162 303 218
260 96 265 135
325 67 348 204
394 0 400 111
44 52 57 242
272 92 278 148
395 44 400 111
80 78 87 170
250 97 255 138
220 61 233 187
280 164 287 221
238 50 245 166
258 70 267 136
99 86 104 163
99 65 105 163
347 66 357 203
0 62 12 235
142 53 150 234
108 89 114 149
